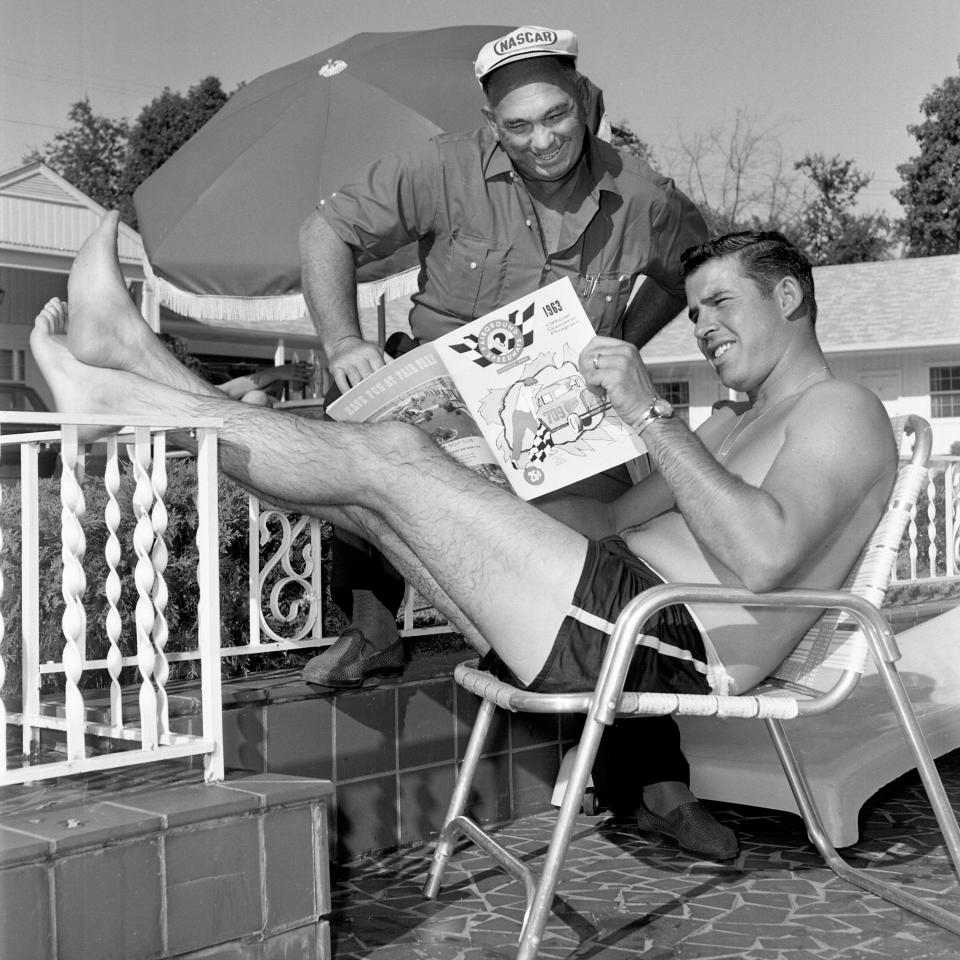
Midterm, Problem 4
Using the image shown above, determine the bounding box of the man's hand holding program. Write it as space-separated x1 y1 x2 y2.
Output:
580 334 657 431
328 335 386 393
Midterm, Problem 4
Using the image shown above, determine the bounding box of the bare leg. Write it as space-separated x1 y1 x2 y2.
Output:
33 214 587 686
333 504 490 654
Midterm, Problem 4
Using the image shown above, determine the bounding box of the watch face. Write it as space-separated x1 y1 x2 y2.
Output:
653 397 674 418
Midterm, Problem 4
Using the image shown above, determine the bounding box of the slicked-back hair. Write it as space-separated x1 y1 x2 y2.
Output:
680 231 818 323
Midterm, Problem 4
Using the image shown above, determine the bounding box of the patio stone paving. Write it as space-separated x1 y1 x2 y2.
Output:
330 748 960 959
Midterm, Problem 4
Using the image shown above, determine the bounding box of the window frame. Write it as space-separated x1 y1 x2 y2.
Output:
652 378 690 424
929 364 960 419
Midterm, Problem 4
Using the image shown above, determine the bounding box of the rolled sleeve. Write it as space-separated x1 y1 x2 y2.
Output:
317 141 440 268
646 187 709 299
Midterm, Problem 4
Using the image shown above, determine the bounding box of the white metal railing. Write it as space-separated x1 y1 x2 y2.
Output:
894 457 960 583
0 412 224 786
2 419 955 788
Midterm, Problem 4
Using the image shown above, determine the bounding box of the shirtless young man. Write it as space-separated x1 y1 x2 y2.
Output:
30 214 896 831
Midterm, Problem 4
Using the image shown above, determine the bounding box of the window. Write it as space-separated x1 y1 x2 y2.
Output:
653 379 690 424
0 349 26 382
930 366 960 418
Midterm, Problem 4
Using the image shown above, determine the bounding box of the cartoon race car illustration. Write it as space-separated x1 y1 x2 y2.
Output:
533 373 600 437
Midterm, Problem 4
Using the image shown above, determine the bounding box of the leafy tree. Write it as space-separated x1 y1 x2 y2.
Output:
894 56 960 256
23 97 129 211
118 76 230 227
23 78 231 228
794 153 894 264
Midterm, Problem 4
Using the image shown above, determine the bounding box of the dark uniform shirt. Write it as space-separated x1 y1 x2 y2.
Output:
318 127 707 343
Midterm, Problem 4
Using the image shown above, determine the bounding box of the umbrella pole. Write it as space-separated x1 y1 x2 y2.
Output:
377 293 386 351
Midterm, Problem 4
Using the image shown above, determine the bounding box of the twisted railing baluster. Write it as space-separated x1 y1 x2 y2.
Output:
947 462 959 577
926 469 938 577
908 503 919 581
132 428 158 749
59 425 87 761
104 436 124 727
150 432 170 739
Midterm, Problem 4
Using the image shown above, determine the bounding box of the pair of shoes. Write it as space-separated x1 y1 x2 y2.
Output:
634 800 739 860
302 629 404 689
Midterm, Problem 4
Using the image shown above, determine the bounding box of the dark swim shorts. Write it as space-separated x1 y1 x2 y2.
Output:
481 537 713 695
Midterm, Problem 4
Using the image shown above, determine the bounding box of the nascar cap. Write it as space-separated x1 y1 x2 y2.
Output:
475 26 578 83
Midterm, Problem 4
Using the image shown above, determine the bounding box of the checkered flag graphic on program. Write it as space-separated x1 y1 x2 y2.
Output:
447 301 536 366
528 421 555 462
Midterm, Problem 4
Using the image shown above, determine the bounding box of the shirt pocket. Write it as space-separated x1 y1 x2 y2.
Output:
440 233 509 319
574 273 635 336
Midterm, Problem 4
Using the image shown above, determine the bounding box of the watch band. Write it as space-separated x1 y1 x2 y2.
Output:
633 396 673 434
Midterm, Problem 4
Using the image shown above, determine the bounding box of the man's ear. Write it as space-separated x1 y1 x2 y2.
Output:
575 73 591 106
778 275 805 320
481 106 499 139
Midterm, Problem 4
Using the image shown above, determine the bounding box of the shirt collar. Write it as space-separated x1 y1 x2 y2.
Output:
481 127 619 199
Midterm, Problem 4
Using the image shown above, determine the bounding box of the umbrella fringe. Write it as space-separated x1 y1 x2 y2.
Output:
142 257 419 330
356 267 421 309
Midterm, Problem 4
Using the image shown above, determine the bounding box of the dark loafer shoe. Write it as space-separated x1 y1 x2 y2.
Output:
634 800 739 861
302 629 404 689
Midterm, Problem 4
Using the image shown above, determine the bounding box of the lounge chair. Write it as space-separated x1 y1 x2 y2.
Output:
423 413 960 960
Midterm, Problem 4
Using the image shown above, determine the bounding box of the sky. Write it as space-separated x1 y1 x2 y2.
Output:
2 0 958 218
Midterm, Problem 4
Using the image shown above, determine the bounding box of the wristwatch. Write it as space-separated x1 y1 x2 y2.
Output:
632 396 674 434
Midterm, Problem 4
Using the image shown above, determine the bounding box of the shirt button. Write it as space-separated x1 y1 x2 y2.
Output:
605 295 613 302
469 261 477 270
525 219 532 228
544 264 552 272
319 199 325 205
331 192 337 197
619 275 627 282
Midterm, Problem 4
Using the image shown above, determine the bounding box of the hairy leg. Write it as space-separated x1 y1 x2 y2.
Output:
35 214 587 684
39 290 483 649
333 504 490 654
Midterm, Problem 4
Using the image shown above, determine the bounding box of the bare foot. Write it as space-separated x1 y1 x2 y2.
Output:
65 212 222 399
65 211 163 376
35 296 68 336
32 295 207 444
30 297 114 419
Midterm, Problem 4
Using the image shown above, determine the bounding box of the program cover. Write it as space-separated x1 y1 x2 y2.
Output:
434 276 646 499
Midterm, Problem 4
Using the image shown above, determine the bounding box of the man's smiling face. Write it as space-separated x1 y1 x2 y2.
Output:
483 60 587 184
685 255 791 396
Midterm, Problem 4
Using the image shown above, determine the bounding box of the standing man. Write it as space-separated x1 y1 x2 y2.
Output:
298 26 732 857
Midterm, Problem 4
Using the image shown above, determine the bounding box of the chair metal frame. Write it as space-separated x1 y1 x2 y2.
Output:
423 414 960 959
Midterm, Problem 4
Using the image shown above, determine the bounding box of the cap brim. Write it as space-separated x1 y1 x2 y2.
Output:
477 49 577 81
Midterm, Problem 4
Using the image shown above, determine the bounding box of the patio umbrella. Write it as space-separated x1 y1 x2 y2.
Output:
133 25 515 330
